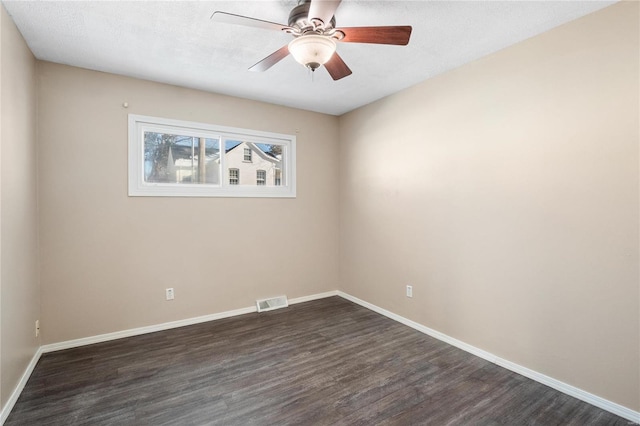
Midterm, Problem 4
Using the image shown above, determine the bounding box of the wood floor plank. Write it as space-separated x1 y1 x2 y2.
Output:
5 297 632 425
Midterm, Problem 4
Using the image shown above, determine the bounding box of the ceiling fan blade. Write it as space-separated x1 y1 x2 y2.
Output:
211 11 289 32
337 26 412 45
324 52 352 81
308 0 342 27
249 45 290 72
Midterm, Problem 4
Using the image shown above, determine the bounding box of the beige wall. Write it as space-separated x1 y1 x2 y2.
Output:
1 0 637 417
0 5 39 409
37 62 340 344
338 1 639 411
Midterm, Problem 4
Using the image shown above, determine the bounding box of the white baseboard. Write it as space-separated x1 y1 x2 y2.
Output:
289 290 338 305
0 347 43 425
337 291 640 424
40 291 339 354
41 305 257 353
3 290 637 425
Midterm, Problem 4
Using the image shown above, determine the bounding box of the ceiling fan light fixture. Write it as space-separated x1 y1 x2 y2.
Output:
288 35 336 71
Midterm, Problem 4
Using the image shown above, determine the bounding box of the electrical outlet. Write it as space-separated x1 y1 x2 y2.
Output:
406 285 413 298
166 288 175 301
35 320 40 337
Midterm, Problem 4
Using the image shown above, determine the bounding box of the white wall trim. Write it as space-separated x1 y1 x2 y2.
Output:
1 347 44 425
40 290 339 354
41 306 257 353
289 290 339 305
337 291 640 424
3 290 637 425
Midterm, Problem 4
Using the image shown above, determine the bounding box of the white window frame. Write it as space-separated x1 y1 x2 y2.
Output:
128 114 296 198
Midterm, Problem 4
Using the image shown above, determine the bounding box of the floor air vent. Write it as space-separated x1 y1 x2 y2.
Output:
256 296 289 313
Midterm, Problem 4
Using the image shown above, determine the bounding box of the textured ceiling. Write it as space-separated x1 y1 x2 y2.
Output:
2 0 616 115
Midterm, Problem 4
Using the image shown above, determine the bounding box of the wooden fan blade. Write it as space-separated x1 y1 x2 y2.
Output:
324 52 352 81
338 26 412 45
308 0 342 28
211 11 289 32
249 45 290 72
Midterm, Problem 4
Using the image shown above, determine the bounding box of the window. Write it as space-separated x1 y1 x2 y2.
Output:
257 170 266 186
129 114 296 197
229 169 239 185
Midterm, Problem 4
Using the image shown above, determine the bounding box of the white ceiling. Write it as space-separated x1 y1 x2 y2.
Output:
2 0 616 116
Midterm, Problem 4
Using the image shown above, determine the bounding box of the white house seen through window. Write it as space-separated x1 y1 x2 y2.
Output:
128 114 296 197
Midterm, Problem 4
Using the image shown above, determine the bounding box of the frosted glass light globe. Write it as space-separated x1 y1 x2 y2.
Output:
288 35 337 71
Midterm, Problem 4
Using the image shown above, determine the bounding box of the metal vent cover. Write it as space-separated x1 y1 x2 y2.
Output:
256 295 289 313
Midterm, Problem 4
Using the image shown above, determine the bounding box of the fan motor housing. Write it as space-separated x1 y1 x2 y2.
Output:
288 1 336 31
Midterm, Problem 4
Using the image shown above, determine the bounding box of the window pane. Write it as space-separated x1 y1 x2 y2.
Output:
229 168 239 185
274 169 282 186
130 115 295 197
222 141 286 187
144 132 220 185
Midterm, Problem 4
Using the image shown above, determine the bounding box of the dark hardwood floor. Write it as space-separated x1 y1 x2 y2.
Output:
6 297 633 425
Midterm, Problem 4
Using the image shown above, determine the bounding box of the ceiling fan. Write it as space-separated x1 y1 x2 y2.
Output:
211 0 412 81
